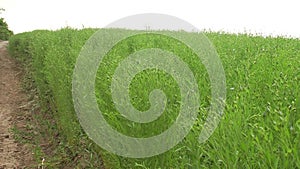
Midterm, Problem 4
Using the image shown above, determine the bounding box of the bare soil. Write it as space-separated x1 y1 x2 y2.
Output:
0 41 35 168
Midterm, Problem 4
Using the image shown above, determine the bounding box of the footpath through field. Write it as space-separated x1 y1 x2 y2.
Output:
0 41 34 168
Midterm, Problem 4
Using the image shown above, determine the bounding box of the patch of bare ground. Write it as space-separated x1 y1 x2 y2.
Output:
0 41 36 168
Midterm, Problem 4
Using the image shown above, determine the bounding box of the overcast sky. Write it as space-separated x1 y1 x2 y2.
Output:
1 0 300 38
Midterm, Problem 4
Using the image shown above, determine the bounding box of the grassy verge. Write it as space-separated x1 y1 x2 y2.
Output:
8 30 104 168
8 28 300 168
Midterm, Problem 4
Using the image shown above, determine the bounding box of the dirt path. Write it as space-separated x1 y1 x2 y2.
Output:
0 41 35 168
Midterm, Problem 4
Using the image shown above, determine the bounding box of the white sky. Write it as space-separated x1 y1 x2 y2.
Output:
0 0 300 38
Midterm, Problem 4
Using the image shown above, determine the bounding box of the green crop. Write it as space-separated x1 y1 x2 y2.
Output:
8 28 300 168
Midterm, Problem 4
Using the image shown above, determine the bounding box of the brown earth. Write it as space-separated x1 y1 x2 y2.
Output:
0 41 36 168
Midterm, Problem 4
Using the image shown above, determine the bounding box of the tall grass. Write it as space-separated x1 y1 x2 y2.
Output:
8 28 300 168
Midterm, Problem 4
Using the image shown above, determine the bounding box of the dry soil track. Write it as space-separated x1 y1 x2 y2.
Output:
0 41 35 168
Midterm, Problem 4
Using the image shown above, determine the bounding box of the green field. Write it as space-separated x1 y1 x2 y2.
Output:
8 28 300 168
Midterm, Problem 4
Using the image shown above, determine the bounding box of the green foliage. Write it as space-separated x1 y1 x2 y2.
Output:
8 28 300 168
0 9 13 40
